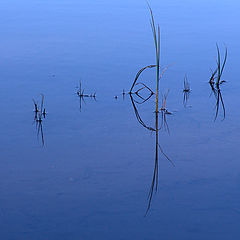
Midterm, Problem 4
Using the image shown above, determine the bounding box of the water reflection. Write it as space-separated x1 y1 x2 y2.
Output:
209 45 227 120
160 91 172 134
209 80 225 121
129 93 155 131
129 87 174 214
183 75 191 107
33 94 46 146
76 82 96 112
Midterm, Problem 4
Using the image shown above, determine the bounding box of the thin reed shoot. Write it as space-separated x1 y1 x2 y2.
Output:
210 44 227 85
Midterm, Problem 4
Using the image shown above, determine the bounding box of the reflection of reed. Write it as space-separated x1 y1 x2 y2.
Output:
183 75 191 107
35 119 45 146
209 44 227 120
33 94 46 146
129 5 174 214
209 81 225 120
76 81 96 112
146 92 174 214
129 93 155 131
129 88 174 215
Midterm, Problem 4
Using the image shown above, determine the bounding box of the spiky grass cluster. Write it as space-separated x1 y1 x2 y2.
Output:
33 94 46 146
209 44 227 120
210 44 227 86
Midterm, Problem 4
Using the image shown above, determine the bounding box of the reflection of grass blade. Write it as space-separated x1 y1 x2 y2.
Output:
158 143 175 166
213 87 225 121
210 44 227 120
134 93 154 104
145 111 159 215
33 95 46 146
129 93 155 131
183 76 190 107
219 90 226 120
36 120 45 146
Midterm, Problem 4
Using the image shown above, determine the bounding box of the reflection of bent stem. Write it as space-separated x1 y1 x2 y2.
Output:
183 75 191 107
35 120 45 146
183 91 190 107
209 44 227 120
160 111 170 134
33 95 46 146
215 87 225 121
209 82 225 120
145 111 174 215
129 92 173 214
146 111 159 213
129 93 155 131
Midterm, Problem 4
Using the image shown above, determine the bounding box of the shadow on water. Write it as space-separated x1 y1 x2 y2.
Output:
33 94 46 146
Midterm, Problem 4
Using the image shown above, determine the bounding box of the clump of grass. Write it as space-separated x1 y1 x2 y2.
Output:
209 44 227 120
160 90 169 112
209 44 227 86
33 94 46 121
183 75 191 107
77 81 96 98
33 94 46 146
76 81 96 111
160 90 172 134
183 75 190 92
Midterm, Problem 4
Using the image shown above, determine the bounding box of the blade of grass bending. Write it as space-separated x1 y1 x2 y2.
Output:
130 65 156 92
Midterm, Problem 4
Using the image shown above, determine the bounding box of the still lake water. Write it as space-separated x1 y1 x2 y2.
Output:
1 0 240 239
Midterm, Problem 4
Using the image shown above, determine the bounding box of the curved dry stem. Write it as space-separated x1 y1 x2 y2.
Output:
130 65 157 92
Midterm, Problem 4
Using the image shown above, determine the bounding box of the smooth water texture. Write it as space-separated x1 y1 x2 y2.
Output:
1 0 240 239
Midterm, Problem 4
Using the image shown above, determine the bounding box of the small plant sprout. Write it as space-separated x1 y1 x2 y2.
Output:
183 75 190 92
209 44 227 85
77 81 96 98
183 75 191 107
32 94 46 146
209 44 227 120
76 81 96 112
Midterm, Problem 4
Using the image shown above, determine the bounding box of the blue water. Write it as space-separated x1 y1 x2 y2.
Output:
1 0 240 239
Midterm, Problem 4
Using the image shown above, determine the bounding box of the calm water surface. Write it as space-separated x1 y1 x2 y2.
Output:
1 0 240 239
